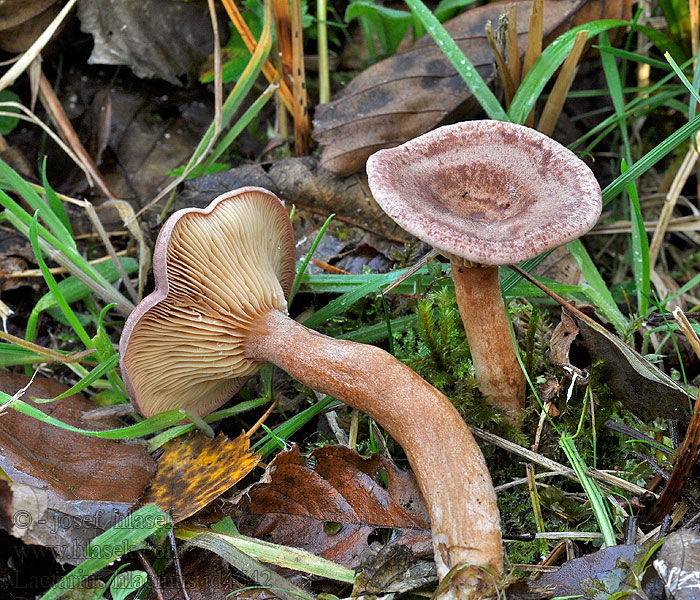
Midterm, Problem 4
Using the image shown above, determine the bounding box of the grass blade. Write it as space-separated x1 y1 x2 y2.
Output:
40 505 172 600
622 160 650 315
567 239 629 333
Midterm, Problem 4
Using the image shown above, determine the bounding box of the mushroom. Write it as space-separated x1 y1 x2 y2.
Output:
366 120 602 422
119 187 502 599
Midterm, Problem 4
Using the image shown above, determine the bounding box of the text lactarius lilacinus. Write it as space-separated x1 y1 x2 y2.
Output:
119 187 502 599
367 120 602 423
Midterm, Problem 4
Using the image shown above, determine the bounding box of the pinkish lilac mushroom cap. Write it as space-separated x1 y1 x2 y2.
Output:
119 187 296 418
366 120 602 266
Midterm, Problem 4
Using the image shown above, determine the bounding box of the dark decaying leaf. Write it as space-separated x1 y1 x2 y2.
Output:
140 431 259 522
353 543 436 595
165 158 414 279
312 0 632 176
654 530 700 600
160 550 239 600
232 445 431 569
573 311 691 425
508 545 638 599
0 372 155 564
76 0 225 85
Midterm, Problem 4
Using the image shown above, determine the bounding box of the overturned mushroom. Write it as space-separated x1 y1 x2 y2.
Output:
119 187 502 599
366 120 602 421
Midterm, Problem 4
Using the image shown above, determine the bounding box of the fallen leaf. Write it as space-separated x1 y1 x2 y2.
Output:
0 230 42 293
76 0 224 85
161 550 239 600
573 311 692 425
233 445 432 569
0 0 63 52
140 431 258 522
313 0 632 176
353 543 436 595
0 371 155 564
654 530 700 600
167 156 410 255
508 544 638 599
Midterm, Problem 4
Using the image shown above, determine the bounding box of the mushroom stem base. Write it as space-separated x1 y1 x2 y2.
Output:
245 309 503 599
451 264 526 421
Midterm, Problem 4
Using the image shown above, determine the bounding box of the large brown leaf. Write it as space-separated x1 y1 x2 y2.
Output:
313 0 631 176
233 445 431 569
0 372 155 564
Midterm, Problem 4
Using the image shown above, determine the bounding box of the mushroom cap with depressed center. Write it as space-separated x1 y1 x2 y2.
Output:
119 187 296 418
366 120 602 265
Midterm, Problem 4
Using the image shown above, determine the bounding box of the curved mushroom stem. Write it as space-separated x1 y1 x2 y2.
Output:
245 309 503 600
451 264 526 422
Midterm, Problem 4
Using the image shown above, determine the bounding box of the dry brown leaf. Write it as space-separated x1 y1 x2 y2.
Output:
0 371 155 564
233 445 431 569
0 0 63 52
140 431 259 522
169 156 410 245
313 0 632 176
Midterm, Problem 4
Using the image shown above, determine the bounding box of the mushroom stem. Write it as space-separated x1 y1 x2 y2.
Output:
451 264 526 421
245 309 503 599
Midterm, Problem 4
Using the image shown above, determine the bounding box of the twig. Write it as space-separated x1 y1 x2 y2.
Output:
38 70 116 198
136 551 165 600
169 528 191 600
645 309 700 523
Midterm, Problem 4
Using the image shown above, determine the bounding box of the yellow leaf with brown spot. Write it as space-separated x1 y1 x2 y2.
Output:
140 431 258 522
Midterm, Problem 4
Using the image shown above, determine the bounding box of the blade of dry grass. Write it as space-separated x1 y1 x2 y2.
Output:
506 3 521 87
521 0 542 127
0 0 78 90
486 21 515 108
537 29 589 136
648 144 699 267
220 0 294 112
291 0 312 154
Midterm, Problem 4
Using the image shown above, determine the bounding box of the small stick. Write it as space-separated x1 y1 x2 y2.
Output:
246 394 280 438
136 551 165 600
169 528 191 600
